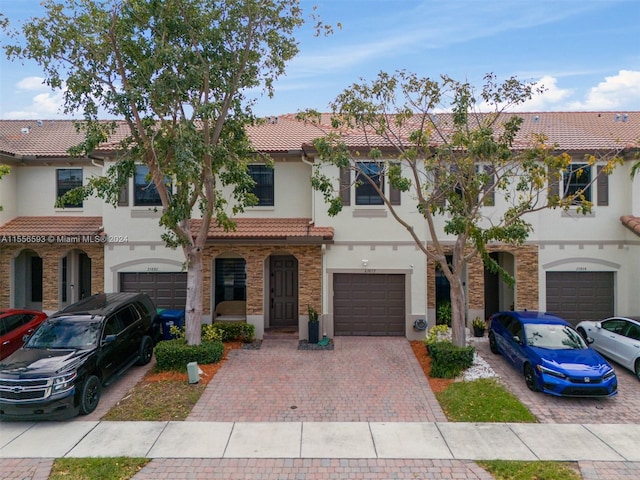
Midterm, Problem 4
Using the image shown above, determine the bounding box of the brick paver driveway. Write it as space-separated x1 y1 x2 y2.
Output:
189 336 447 422
475 338 640 424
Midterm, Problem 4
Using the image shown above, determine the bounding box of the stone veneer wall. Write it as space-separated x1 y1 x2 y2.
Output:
202 244 323 316
426 244 539 312
0 243 104 310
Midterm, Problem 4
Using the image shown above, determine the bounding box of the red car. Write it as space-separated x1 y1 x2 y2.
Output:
0 309 48 360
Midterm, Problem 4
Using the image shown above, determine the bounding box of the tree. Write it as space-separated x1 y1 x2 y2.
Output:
301 71 624 347
4 0 331 345
0 164 9 211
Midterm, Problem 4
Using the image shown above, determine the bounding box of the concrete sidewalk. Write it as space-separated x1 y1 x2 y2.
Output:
3 421 640 462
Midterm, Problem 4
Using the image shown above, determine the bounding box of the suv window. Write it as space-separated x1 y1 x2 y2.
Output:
115 305 140 329
103 315 125 338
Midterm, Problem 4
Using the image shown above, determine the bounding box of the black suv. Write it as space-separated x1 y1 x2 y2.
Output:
0 292 158 420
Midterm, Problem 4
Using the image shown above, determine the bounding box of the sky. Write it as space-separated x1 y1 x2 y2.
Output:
0 0 639 120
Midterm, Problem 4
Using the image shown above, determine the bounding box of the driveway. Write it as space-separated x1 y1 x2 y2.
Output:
188 336 447 422
474 338 640 424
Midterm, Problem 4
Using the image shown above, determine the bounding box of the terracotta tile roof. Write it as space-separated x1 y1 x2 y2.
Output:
0 216 103 237
0 120 129 158
191 217 333 241
0 112 637 158
245 115 326 152
620 215 640 237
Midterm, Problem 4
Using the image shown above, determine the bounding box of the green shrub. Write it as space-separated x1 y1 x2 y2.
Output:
436 301 452 326
429 341 475 378
201 324 223 343
210 322 255 342
154 339 224 372
422 324 450 348
169 322 254 343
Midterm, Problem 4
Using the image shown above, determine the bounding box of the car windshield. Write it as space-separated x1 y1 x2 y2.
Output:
24 316 101 349
525 323 588 350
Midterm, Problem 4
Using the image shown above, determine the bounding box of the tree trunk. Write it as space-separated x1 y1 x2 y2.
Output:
184 245 204 346
449 276 467 347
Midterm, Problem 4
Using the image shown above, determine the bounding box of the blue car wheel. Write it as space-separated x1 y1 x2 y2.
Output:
524 363 539 392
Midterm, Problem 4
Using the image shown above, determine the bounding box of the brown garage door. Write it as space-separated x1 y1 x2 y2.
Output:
334 273 405 336
546 272 614 325
120 272 187 310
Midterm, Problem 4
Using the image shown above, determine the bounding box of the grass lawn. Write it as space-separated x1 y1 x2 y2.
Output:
49 458 149 480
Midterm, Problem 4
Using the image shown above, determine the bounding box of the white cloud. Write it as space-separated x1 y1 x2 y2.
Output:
517 76 574 111
567 70 640 110
16 76 48 91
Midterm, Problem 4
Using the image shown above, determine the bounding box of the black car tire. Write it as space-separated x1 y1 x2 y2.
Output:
635 359 640 381
79 375 101 415
577 327 588 341
524 363 539 392
489 332 499 355
136 335 153 366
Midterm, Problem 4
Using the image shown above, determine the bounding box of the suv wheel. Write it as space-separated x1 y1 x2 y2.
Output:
489 332 499 354
136 335 153 366
79 375 101 415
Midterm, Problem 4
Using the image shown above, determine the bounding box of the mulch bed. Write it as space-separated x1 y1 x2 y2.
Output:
409 340 455 394
145 341 244 385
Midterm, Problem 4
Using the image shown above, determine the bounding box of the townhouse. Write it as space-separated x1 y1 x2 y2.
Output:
1 112 639 340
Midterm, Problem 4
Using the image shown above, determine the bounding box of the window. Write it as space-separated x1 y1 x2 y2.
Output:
57 169 83 208
215 258 246 304
356 162 384 205
248 165 274 206
134 166 172 206
563 164 591 203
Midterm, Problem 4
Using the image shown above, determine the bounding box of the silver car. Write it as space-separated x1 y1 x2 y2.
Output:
576 316 640 380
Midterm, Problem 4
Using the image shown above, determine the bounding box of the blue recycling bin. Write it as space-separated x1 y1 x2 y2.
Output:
158 309 185 340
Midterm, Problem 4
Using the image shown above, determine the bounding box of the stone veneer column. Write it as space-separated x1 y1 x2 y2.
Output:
466 254 485 311
515 245 539 310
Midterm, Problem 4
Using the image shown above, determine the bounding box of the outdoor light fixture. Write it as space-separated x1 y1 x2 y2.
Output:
362 259 368 267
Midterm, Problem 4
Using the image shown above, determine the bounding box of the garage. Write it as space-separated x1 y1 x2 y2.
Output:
120 272 187 310
546 272 614 325
334 273 405 336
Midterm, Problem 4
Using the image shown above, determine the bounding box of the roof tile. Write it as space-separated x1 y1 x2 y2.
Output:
191 217 333 241
621 215 640 237
0 216 103 237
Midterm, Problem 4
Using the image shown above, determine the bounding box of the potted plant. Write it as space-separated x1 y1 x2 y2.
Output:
308 304 319 344
472 317 486 337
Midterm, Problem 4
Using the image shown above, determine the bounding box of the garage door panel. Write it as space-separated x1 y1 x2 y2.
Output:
546 272 613 325
334 273 405 336
120 272 187 310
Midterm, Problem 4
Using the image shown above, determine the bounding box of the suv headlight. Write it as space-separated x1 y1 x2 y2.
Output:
537 365 567 379
52 371 77 394
603 369 616 380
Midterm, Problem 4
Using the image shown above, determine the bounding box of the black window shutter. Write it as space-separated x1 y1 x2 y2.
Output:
389 163 401 205
340 166 351 205
548 167 560 199
597 165 609 206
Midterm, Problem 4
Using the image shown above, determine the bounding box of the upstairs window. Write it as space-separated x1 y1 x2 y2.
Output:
355 162 384 205
248 164 274 206
57 168 83 208
134 165 172 207
563 164 591 204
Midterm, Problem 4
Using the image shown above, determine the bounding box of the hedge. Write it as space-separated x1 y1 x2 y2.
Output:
429 341 475 379
154 339 224 372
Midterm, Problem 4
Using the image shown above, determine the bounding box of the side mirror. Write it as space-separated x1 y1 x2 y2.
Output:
595 322 602 329
102 334 117 344
512 335 523 345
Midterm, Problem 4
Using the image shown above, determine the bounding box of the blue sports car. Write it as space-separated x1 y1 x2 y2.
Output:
488 311 617 397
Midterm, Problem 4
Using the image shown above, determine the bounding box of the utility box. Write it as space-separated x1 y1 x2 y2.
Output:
187 362 199 384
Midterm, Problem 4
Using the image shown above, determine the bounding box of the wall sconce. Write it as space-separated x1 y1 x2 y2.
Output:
362 259 368 267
